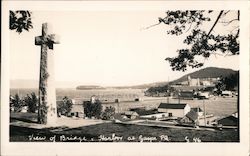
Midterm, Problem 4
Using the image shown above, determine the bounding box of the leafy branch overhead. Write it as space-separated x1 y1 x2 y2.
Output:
149 10 239 71
9 10 33 33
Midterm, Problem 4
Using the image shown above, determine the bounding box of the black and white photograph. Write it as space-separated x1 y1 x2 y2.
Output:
1 1 249 156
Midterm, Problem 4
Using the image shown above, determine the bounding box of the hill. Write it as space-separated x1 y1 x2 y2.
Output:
145 67 238 96
76 67 236 90
170 67 237 85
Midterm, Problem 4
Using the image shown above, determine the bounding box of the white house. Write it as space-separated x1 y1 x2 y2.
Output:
123 111 139 120
140 113 169 120
157 103 191 118
197 92 210 99
20 106 28 113
221 90 232 97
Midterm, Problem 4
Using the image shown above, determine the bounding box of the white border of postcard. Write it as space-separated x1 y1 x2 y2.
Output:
1 1 249 156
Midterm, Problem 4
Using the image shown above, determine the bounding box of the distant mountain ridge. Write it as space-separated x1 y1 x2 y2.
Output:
170 67 237 85
76 67 237 89
76 85 105 90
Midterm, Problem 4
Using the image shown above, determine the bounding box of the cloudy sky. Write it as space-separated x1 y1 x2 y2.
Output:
10 10 239 86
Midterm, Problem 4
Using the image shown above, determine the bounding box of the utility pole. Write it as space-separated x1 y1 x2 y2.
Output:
196 107 199 127
118 102 120 114
178 90 181 104
203 99 206 126
167 76 170 104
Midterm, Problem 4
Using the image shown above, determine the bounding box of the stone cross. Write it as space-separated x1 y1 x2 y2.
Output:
35 23 60 125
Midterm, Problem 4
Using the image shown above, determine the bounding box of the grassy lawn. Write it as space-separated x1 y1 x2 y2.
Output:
10 112 239 142
10 122 239 142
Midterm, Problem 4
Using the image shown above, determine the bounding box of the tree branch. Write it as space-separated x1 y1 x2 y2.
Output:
220 19 239 26
141 22 161 30
223 10 230 16
185 22 193 33
207 11 224 36
237 10 240 20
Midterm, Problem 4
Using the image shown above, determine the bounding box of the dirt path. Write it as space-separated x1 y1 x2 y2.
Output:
10 117 110 130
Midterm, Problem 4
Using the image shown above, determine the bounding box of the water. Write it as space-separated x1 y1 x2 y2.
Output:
10 88 145 100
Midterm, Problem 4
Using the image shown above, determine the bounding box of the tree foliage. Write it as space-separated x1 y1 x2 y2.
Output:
151 10 239 71
101 106 116 120
57 96 73 116
144 84 175 97
222 71 239 90
83 99 103 119
10 94 23 112
216 71 239 93
9 10 33 33
24 92 38 113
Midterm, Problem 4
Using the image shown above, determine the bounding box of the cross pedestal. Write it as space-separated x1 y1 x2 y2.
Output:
35 23 60 125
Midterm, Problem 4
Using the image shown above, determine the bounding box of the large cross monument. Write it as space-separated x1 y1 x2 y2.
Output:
35 23 60 125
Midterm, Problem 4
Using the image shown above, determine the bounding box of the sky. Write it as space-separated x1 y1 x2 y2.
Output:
10 11 239 87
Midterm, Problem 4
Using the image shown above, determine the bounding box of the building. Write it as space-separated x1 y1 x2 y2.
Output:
20 106 28 113
201 80 211 86
188 76 200 86
181 110 198 124
130 107 157 116
221 90 233 97
57 100 84 118
177 76 219 87
232 112 238 118
197 92 210 99
217 115 238 126
123 111 139 120
191 107 203 117
157 103 191 118
140 113 169 120
179 91 194 100
134 98 143 101
70 105 84 118
90 95 97 104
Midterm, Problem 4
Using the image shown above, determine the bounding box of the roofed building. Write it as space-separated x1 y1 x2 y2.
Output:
191 107 203 117
123 111 139 120
157 103 191 118
179 91 194 100
188 76 200 86
218 115 238 126
181 110 198 124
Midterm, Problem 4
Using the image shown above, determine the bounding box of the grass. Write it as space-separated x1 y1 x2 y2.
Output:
10 113 239 142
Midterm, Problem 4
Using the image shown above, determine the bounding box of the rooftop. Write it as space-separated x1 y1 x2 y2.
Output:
191 107 203 112
185 110 198 122
158 103 188 109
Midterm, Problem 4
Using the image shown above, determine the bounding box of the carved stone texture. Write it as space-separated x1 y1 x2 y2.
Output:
35 23 60 125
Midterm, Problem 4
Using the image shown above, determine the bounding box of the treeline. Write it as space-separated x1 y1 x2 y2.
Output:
10 93 116 120
144 85 175 97
10 93 38 113
10 93 73 115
